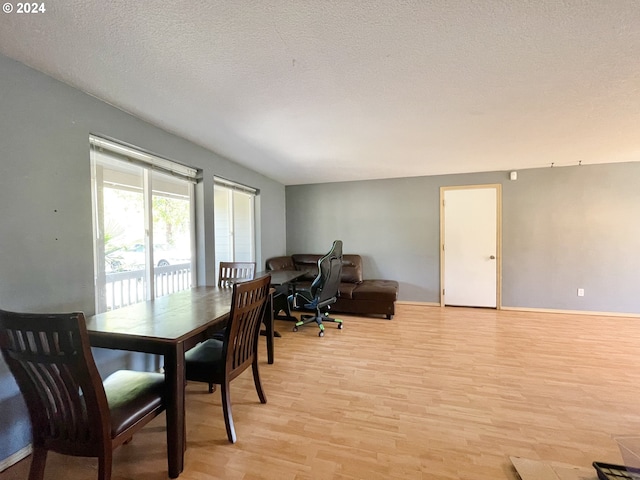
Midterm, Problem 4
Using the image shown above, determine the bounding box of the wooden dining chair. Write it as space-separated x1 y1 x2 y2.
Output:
218 261 256 287
0 309 168 480
185 274 271 443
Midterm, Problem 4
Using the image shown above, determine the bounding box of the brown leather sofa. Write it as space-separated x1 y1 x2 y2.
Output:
265 254 399 319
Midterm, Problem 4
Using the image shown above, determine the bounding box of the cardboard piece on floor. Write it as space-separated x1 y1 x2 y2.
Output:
510 456 597 480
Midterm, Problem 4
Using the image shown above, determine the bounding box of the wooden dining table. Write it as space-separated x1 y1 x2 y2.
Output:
86 286 236 479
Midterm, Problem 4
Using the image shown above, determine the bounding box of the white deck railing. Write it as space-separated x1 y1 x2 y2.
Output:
104 263 192 311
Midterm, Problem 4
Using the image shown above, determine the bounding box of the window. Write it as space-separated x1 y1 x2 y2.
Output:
214 177 257 279
90 136 197 313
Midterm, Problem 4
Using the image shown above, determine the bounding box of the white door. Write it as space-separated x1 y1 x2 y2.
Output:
442 186 500 308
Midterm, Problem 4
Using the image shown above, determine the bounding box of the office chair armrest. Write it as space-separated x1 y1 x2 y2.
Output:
288 290 313 309
315 297 337 309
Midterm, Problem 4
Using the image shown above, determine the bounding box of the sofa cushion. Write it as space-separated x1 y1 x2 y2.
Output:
351 280 399 302
265 256 296 271
341 255 363 284
338 282 357 299
291 253 363 284
291 254 321 281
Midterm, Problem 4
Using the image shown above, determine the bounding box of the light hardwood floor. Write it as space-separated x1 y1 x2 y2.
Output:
2 304 640 479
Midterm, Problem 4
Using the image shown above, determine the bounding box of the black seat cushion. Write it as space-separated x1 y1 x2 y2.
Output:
103 370 165 438
184 338 225 381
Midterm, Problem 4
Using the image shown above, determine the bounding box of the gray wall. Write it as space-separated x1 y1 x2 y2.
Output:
286 163 640 313
0 54 286 463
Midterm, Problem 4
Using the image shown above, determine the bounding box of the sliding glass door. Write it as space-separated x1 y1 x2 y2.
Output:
90 137 196 313
214 179 256 282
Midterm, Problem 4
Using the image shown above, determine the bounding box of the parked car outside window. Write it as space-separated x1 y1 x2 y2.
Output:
108 244 190 271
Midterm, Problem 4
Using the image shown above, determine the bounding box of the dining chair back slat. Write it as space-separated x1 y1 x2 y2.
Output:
218 262 256 287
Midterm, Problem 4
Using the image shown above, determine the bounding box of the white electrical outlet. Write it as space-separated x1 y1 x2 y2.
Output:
577 288 585 297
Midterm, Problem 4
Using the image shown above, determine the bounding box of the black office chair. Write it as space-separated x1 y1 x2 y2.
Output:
289 240 344 337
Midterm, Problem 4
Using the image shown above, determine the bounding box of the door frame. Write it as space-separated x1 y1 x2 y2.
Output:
439 184 503 308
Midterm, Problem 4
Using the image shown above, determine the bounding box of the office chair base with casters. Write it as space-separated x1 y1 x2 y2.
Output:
293 308 343 337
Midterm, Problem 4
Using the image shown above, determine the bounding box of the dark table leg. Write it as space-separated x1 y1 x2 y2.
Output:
263 292 275 364
272 291 298 321
164 344 185 478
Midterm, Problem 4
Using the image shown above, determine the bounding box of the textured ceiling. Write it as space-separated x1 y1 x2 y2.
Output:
1 1 639 185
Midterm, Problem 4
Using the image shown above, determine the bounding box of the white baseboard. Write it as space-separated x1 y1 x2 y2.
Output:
396 301 640 318
396 301 441 307
0 444 32 473
500 306 640 318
